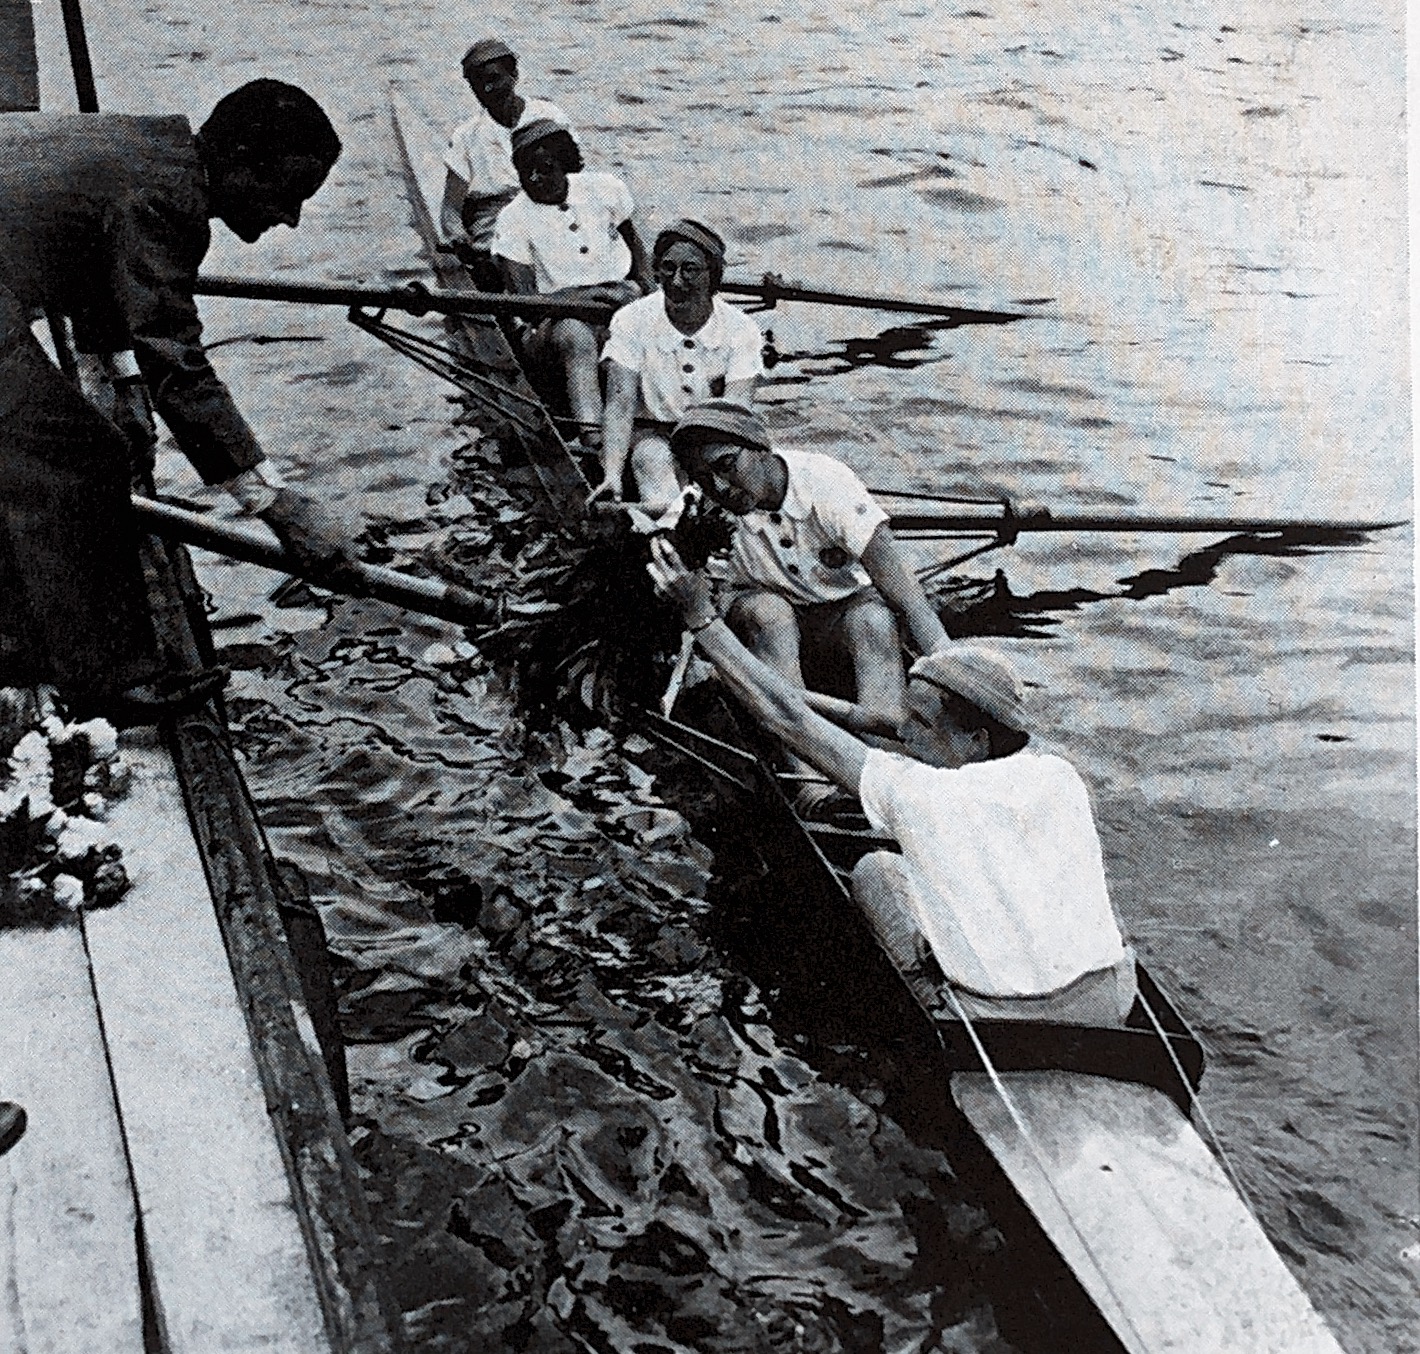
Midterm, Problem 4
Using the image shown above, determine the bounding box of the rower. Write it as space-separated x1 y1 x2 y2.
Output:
593 219 763 514
668 400 950 815
0 79 357 725
439 37 571 291
492 119 651 447
647 533 1138 1026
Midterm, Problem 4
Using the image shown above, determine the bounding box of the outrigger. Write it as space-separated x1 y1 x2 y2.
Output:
134 86 1364 1354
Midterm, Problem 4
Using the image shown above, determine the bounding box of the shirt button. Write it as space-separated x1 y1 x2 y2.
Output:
683 339 695 348
568 221 579 231
769 513 781 524
681 384 694 394
579 245 589 254
780 539 793 548
682 363 694 373
558 203 570 212
787 563 800 574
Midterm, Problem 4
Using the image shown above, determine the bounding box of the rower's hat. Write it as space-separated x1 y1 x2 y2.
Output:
670 401 772 456
510 117 569 158
909 644 1028 733
657 219 727 268
462 37 515 70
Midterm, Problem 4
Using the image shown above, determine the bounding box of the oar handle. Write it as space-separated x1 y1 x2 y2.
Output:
131 495 492 629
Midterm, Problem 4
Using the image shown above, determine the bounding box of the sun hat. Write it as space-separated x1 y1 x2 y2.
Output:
669 401 772 457
909 645 1028 733
510 117 569 158
461 37 515 70
655 219 727 269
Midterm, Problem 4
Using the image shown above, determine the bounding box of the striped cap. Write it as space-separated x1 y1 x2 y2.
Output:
510 116 568 158
656 219 727 268
909 644 1028 733
669 401 771 456
462 38 515 70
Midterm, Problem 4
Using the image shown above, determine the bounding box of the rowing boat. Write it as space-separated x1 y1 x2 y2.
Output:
385 88 1345 1353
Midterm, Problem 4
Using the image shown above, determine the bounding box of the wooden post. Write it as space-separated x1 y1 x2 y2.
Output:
0 0 38 111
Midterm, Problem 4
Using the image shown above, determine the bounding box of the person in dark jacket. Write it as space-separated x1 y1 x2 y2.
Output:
0 79 355 723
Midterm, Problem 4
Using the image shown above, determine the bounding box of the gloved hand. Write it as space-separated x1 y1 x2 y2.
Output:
259 487 362 587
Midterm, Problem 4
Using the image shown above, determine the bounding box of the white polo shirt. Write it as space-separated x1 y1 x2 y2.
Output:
719 448 888 605
602 293 763 422
492 171 634 293
858 748 1129 998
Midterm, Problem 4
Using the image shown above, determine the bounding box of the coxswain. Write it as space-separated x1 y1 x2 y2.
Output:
667 400 950 815
492 119 651 445
593 219 763 514
439 37 571 291
0 79 358 725
649 533 1138 1026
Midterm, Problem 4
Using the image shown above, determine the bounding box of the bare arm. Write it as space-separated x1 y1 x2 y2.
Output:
594 361 640 502
439 170 469 244
859 522 950 656
648 538 869 793
619 218 652 292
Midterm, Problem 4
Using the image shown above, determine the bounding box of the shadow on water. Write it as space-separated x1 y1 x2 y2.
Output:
763 313 1013 378
935 527 1379 640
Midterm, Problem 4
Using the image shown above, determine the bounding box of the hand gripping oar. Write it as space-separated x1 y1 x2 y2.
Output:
130 495 493 629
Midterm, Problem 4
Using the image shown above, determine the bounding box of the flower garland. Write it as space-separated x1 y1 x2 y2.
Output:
0 707 131 921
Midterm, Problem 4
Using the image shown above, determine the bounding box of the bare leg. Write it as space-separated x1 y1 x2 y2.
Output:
836 590 907 730
629 434 683 517
548 318 606 429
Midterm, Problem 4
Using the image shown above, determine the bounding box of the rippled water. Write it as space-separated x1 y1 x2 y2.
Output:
36 0 1417 1349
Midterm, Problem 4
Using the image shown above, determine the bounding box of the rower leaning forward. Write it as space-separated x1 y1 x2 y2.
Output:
648 534 1136 1027
0 79 359 725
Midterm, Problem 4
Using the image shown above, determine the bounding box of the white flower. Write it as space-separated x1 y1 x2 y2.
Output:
1 732 53 819
51 874 85 910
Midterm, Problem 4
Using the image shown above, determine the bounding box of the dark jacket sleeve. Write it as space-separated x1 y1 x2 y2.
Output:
107 186 265 484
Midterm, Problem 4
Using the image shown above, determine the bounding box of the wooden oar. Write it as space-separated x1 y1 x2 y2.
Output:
194 272 1027 327
885 505 1406 536
720 272 1027 324
130 495 492 629
195 273 613 324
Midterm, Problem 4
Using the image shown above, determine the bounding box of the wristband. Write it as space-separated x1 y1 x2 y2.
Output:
687 614 718 635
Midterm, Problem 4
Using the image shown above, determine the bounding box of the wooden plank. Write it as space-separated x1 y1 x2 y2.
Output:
0 923 144 1353
83 738 330 1353
140 529 404 1354
953 1070 1345 1354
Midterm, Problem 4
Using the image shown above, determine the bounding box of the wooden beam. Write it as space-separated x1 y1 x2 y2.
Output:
0 923 144 1352
83 739 331 1352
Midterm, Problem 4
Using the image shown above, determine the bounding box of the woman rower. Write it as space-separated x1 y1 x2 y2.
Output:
593 220 763 516
492 119 651 444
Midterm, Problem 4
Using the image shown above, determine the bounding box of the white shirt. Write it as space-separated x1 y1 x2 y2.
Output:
602 293 763 422
720 448 887 605
492 171 634 293
858 748 1129 998
444 98 569 199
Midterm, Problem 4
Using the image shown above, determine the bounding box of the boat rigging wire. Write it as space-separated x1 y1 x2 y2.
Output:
1134 988 1260 1219
941 983 1153 1354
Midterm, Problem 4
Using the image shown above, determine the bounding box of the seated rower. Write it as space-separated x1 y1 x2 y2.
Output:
492 120 651 442
648 534 1138 1027
592 219 763 514
668 401 950 811
440 37 570 291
